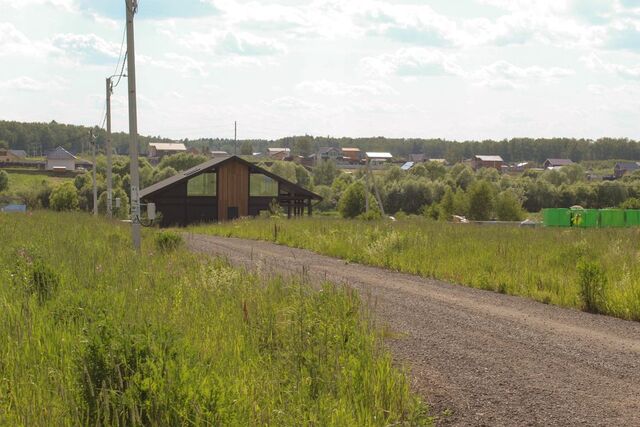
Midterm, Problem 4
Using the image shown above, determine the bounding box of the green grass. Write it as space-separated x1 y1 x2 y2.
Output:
190 217 640 321
1 170 70 195
0 212 428 426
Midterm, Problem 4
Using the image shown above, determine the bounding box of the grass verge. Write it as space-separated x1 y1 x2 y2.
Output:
189 217 640 321
0 211 428 425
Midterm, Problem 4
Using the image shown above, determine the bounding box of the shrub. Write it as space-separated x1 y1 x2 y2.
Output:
50 182 79 211
154 231 183 252
338 181 367 218
577 261 607 314
13 248 60 302
495 191 525 221
0 170 8 192
467 180 495 221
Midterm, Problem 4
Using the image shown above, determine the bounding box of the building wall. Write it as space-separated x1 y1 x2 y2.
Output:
217 160 249 221
46 159 76 171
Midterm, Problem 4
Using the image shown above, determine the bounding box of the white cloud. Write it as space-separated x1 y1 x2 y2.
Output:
50 33 120 64
180 30 286 57
0 76 66 91
582 53 640 80
141 53 209 77
296 80 396 96
470 61 575 89
361 48 463 78
0 22 55 57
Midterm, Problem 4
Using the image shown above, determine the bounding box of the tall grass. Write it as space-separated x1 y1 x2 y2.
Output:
190 217 640 321
0 212 428 425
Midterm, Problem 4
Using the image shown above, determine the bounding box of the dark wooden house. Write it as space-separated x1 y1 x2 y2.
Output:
140 156 322 227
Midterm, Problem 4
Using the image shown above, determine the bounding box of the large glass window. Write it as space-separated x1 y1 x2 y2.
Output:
187 173 216 196
250 174 278 197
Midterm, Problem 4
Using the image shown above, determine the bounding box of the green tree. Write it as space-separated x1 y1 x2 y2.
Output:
467 180 495 220
313 185 336 212
0 170 8 192
270 161 297 183
620 197 640 209
98 188 130 219
0 140 8 149
294 164 312 189
313 160 340 186
495 191 525 221
158 153 206 172
338 181 367 218
49 182 79 211
151 167 178 184
240 141 253 155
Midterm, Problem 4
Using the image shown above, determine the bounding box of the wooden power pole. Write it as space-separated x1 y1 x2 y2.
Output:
106 77 113 218
126 0 141 250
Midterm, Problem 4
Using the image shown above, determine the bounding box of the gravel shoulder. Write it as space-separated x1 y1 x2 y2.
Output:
185 233 640 426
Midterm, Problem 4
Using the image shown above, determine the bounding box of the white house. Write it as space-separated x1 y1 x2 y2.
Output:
365 152 393 166
46 146 77 171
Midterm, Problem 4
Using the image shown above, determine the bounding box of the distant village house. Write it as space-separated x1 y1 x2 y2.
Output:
140 156 321 227
614 162 640 179
148 143 187 159
0 149 26 163
472 155 504 171
268 148 291 161
341 148 363 164
543 159 574 169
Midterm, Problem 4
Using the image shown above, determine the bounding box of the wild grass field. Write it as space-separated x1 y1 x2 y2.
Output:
0 212 428 426
1 170 70 196
190 217 640 321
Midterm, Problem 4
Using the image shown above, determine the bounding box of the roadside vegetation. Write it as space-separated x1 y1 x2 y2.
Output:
0 212 428 426
191 217 640 321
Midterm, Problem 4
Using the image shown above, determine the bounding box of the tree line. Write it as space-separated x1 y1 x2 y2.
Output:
3 120 640 163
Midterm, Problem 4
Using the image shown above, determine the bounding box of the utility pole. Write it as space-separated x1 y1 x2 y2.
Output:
106 77 113 218
90 129 98 216
234 121 237 155
126 0 141 251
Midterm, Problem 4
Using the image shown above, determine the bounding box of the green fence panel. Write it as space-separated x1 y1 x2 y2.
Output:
625 210 640 227
543 208 571 227
600 209 626 228
572 209 599 228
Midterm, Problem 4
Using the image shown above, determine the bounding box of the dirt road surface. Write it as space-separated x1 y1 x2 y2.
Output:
186 234 640 426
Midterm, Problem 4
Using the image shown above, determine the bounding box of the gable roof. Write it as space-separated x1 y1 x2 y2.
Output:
9 149 27 158
474 155 503 162
140 156 321 200
342 147 361 152
47 146 76 160
366 152 393 159
149 143 186 152
544 158 574 166
319 146 341 154
615 162 640 170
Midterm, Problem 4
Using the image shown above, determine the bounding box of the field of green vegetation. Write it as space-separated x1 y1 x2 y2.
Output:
190 217 640 321
0 212 428 425
0 170 70 197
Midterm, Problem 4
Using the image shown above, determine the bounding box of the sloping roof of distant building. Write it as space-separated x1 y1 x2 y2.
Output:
401 162 414 170
342 147 361 152
9 149 27 158
366 152 393 159
474 155 504 162
615 162 640 170
46 146 77 160
545 158 574 166
149 143 187 151
268 147 291 153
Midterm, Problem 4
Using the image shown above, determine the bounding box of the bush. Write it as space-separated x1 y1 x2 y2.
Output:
467 180 495 221
577 261 607 314
495 191 525 221
50 182 79 211
0 170 8 192
13 248 60 303
154 231 183 252
338 181 367 218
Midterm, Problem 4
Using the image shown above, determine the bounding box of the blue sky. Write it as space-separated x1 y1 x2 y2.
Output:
1 0 640 140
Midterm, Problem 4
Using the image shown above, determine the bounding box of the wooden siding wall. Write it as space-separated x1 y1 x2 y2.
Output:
217 160 249 221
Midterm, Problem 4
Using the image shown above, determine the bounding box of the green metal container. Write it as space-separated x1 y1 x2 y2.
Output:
625 210 640 227
543 208 571 227
571 209 599 228
600 209 626 228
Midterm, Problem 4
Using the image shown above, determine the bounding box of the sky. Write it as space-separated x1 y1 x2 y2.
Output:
1 0 640 141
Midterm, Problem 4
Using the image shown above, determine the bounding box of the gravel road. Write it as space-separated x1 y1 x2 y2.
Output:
185 233 640 426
